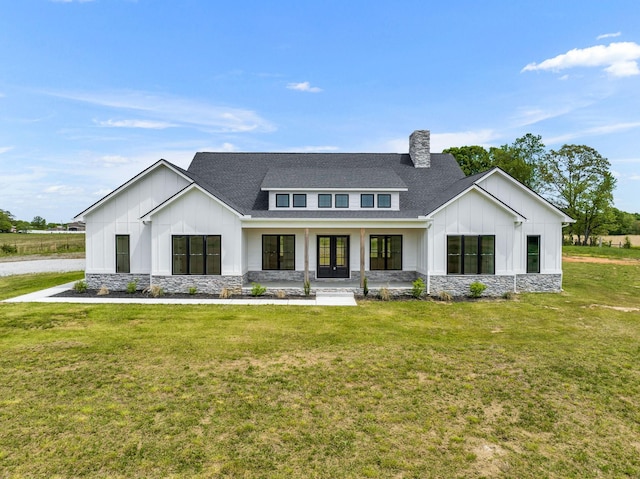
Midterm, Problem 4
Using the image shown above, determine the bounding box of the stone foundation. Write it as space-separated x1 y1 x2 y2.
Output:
516 274 562 292
247 270 305 283
152 275 243 294
355 270 418 283
429 274 563 297
85 273 150 291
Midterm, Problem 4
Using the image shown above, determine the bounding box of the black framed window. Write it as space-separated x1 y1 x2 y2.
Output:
378 194 391 208
262 235 295 270
318 194 332 208
115 235 130 273
293 194 307 208
527 236 540 273
335 194 349 208
370 235 402 270
276 194 290 208
361 194 374 208
447 235 495 275
172 235 221 275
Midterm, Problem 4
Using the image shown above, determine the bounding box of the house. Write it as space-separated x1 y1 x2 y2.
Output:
74 130 573 296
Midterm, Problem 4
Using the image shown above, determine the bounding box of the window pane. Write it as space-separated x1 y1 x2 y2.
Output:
276 194 289 207
189 236 204 274
206 235 221 275
319 237 331 266
281 235 295 270
262 235 278 270
464 236 479 274
335 194 349 208
447 236 462 274
361 194 374 208
172 236 188 274
388 235 402 270
378 194 391 208
293 194 306 208
318 194 332 208
115 235 130 273
370 236 383 270
527 236 540 273
480 236 495 274
335 237 346 267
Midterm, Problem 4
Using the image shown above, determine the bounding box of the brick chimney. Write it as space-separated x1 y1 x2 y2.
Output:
409 130 431 168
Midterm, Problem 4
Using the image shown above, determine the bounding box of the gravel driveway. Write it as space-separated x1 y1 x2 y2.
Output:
0 258 85 276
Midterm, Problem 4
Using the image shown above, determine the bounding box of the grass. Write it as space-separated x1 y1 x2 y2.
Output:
0 261 639 477
0 271 84 301
564 244 640 260
0 232 85 257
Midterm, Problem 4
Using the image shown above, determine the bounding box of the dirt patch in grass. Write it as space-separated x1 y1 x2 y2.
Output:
587 304 640 312
563 255 640 265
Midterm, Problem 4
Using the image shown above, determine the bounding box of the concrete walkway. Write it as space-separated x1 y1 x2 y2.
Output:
3 282 358 306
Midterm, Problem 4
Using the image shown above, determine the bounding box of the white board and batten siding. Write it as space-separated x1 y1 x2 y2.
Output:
477 174 564 273
149 188 243 276
84 165 191 274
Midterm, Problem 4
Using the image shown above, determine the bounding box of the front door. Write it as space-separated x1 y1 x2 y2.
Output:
317 235 349 278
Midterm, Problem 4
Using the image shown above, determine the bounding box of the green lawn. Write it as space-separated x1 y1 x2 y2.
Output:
0 261 639 477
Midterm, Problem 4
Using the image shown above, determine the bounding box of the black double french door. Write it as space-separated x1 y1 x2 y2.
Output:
317 235 349 278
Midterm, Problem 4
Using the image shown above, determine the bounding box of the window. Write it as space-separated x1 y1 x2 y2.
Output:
262 235 295 270
293 194 307 208
377 194 391 208
172 235 221 275
527 236 540 273
276 194 290 208
335 194 349 208
318 194 332 208
115 235 130 273
447 235 495 274
370 235 402 270
361 194 374 208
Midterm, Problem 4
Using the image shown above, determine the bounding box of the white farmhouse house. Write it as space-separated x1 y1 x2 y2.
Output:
75 130 573 296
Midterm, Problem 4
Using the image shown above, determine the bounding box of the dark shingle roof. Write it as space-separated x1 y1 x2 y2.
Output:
186 152 467 218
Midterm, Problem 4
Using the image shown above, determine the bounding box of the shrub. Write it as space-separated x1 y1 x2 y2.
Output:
144 285 164 298
276 290 286 299
251 282 267 297
1 243 17 254
502 291 516 300
126 280 137 294
219 287 231 299
469 281 487 298
188 286 197 295
623 236 632 249
303 280 311 297
378 287 390 301
97 285 110 296
411 278 425 299
437 290 453 302
73 280 87 293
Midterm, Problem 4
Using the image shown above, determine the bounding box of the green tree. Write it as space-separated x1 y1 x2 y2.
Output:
442 145 491 176
31 216 47 230
13 220 30 232
540 145 616 245
0 209 14 232
608 208 637 235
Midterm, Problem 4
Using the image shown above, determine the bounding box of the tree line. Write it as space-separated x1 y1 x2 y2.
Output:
0 211 58 232
443 134 639 246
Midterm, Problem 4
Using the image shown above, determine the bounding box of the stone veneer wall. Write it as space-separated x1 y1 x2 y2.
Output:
247 270 305 283
353 270 418 283
429 275 515 297
516 274 562 292
86 273 151 291
152 275 243 294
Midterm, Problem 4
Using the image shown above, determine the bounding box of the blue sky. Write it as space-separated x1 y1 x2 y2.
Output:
1 0 639 223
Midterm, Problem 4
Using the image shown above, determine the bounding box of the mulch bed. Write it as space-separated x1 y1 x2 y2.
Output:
53 289 314 300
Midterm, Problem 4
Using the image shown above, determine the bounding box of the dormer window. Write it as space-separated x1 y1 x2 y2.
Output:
318 194 332 208
293 194 307 208
335 194 349 208
378 194 391 208
361 194 374 208
276 194 289 208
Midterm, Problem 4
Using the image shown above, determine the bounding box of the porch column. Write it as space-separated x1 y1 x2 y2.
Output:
304 228 309 284
360 228 365 288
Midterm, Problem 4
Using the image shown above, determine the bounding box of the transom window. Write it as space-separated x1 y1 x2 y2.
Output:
370 235 402 270
293 194 307 208
172 235 221 275
318 194 332 208
276 194 290 208
377 194 391 208
262 235 295 270
527 236 540 273
447 235 495 275
361 194 374 208
335 194 349 208
115 235 130 273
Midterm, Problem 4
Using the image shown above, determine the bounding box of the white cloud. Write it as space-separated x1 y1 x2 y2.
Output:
287 82 323 93
430 130 500 151
287 146 339 152
44 185 84 195
546 121 640 144
629 174 640 180
96 119 177 129
45 89 275 133
597 32 621 40
93 188 113 196
522 42 640 77
0 146 13 154
100 155 130 166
